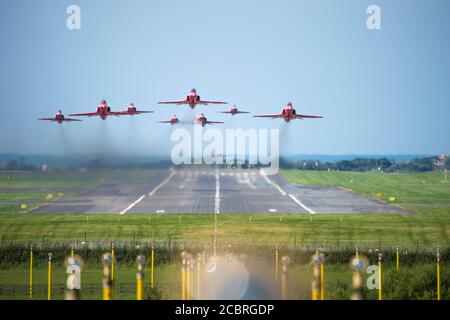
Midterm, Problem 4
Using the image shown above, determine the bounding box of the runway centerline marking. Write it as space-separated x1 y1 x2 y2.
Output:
119 194 146 215
260 169 287 196
288 194 316 214
148 170 176 197
215 169 220 214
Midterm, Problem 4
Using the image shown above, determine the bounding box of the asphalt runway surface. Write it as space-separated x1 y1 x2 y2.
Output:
32 168 407 215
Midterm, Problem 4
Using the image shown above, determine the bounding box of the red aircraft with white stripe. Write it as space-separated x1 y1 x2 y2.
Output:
159 115 179 125
69 100 121 120
116 103 154 116
253 102 323 123
38 110 81 124
196 113 224 127
158 88 227 109
218 105 250 116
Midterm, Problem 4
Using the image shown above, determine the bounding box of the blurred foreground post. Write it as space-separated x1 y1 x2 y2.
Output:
197 253 202 300
151 242 155 289
275 246 279 281
320 253 325 300
136 255 145 300
29 245 33 300
436 248 441 301
111 244 115 284
350 255 367 300
64 254 83 300
280 256 290 300
47 253 52 300
311 251 321 300
378 253 383 301
101 253 113 300
396 247 400 272
111 244 115 297
187 256 193 300
181 251 190 300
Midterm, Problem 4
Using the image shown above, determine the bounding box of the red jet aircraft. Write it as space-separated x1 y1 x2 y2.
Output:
218 105 250 116
158 88 227 109
38 110 81 123
116 103 154 116
253 102 323 123
196 113 224 127
159 115 179 125
69 100 121 120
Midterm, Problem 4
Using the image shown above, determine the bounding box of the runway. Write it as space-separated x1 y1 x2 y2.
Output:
32 168 407 215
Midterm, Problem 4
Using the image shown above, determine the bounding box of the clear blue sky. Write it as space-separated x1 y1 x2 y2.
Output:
0 0 449 157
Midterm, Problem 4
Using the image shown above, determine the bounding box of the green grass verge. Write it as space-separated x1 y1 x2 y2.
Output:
0 169 155 189
0 213 448 247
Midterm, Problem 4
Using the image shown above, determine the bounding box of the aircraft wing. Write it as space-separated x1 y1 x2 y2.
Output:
294 114 323 119
206 121 225 125
69 112 100 117
218 111 232 114
159 120 173 123
134 110 154 114
38 118 57 121
62 118 82 122
198 100 228 105
116 110 154 115
158 100 188 105
253 114 283 119
236 111 250 114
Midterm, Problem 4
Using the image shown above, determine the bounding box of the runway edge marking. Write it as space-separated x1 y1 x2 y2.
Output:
259 169 287 196
119 195 146 215
148 170 176 197
288 194 316 214
119 170 176 215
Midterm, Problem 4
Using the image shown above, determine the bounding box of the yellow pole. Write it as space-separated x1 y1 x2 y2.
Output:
71 246 74 258
47 253 52 300
136 276 143 300
151 244 155 289
311 253 320 301
111 245 115 298
111 245 115 283
29 246 33 300
396 247 399 272
356 246 359 259
437 248 441 301
197 255 201 300
103 286 111 300
102 253 113 300
320 262 325 300
187 261 191 300
378 253 382 301
181 266 186 300
136 255 145 300
275 246 279 281
280 256 290 300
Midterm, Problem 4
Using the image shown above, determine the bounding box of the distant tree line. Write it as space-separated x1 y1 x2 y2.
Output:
0 157 37 171
280 155 450 173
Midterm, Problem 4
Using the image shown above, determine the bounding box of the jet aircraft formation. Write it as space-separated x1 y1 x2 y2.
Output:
38 88 323 125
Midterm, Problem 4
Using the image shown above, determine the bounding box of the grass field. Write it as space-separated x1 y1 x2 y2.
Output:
0 169 448 248
0 261 445 300
0 169 155 189
0 169 449 300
